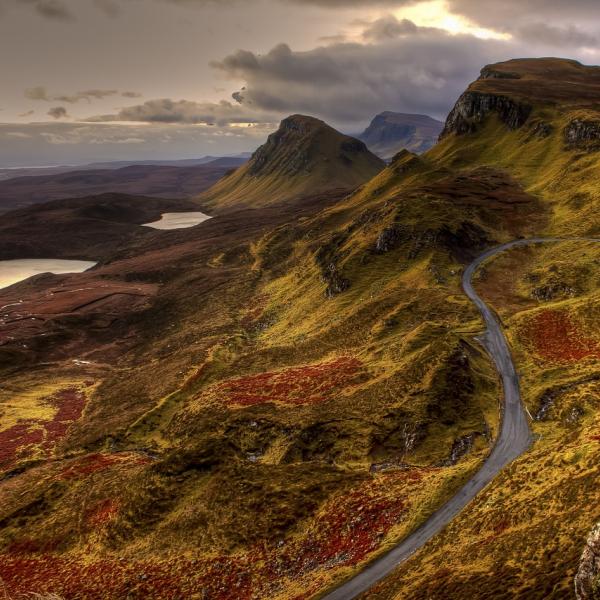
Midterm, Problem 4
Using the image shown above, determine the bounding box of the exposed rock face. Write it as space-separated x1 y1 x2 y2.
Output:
534 374 600 421
322 264 350 298
531 280 577 301
440 433 479 466
315 232 351 297
373 220 488 263
564 119 600 149
479 67 521 80
575 522 600 599
375 226 404 253
530 121 553 138
441 91 532 138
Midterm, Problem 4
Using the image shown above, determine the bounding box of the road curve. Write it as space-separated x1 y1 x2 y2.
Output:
320 237 599 600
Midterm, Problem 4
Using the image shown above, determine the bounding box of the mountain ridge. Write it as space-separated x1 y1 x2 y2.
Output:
358 111 444 158
197 114 385 209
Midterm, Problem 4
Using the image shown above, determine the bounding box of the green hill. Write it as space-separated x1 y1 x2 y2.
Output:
197 114 385 209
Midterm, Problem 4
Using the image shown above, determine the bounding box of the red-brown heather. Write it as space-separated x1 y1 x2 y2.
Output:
213 357 365 407
520 310 600 362
0 388 87 472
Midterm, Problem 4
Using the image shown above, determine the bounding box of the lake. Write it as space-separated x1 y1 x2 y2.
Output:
0 259 97 291
143 212 212 230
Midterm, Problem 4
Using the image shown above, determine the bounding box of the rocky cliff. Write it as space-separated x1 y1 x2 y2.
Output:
441 91 532 137
575 523 600 599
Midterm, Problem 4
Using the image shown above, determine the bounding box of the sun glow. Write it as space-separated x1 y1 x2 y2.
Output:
397 0 511 40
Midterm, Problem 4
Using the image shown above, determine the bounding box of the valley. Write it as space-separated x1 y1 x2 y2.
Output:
0 57 598 600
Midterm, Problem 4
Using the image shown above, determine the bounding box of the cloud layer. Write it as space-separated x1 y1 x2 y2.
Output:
212 26 510 125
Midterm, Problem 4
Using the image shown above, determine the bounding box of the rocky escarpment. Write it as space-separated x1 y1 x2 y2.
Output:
441 91 532 138
479 67 521 80
575 522 600 599
374 221 489 263
315 232 351 297
564 119 600 150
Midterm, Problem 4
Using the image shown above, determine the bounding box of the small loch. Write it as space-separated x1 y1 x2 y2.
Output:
143 212 212 230
0 259 96 291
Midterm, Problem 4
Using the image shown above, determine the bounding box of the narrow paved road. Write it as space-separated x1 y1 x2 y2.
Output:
320 237 599 600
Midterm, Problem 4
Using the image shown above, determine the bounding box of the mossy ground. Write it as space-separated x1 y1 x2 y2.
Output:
1 62 599 599
363 240 600 600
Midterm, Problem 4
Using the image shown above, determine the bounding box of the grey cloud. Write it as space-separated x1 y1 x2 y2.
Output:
18 110 35 117
447 0 600 28
53 89 118 103
515 22 598 48
47 106 69 119
14 0 73 20
87 98 277 126
212 31 512 126
282 0 408 4
24 87 138 103
361 16 433 41
0 122 269 167
93 0 120 16
446 0 600 47
24 86 49 101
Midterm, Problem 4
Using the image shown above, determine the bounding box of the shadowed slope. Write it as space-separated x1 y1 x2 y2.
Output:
197 115 385 209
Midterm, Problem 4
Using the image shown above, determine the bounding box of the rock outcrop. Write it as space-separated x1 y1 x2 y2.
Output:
575 522 600 599
441 91 532 138
564 119 600 149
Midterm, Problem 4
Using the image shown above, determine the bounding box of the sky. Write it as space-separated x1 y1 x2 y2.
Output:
0 0 599 166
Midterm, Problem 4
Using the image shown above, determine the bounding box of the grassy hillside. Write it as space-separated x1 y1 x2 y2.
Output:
364 240 600 600
197 114 385 209
0 58 598 599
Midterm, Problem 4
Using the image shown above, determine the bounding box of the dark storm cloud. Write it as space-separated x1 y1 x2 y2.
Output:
47 106 69 119
212 30 510 124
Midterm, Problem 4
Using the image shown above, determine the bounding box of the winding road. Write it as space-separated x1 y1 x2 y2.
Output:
321 238 599 600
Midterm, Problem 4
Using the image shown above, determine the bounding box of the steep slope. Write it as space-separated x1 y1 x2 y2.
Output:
197 114 385 209
433 57 600 234
358 112 443 158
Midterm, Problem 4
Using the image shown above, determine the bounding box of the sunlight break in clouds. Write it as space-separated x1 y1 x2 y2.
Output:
397 0 511 40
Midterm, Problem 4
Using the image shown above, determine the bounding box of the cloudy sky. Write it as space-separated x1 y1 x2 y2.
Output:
0 0 599 166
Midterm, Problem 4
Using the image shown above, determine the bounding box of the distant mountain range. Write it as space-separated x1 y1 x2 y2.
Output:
0 154 251 182
357 111 444 158
0 156 247 213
